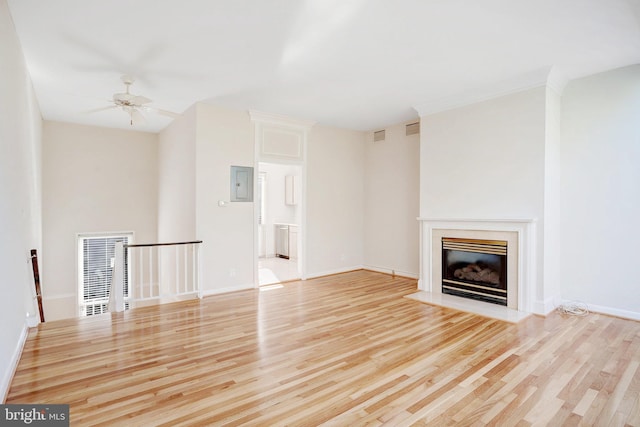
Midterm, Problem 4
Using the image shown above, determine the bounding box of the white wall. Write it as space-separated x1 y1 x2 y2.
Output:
307 125 366 276
158 104 197 242
195 103 255 293
420 87 546 219
42 122 158 320
0 0 42 400
560 65 640 318
363 121 420 278
420 87 549 310
543 86 563 309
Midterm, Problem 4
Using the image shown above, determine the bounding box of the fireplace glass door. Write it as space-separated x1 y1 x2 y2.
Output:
442 238 507 306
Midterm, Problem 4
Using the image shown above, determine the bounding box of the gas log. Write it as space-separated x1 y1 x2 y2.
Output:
453 263 500 285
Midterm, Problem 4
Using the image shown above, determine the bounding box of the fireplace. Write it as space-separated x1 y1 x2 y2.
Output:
417 219 538 314
442 238 507 306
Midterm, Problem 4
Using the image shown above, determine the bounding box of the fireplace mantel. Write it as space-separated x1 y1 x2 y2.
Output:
417 218 537 315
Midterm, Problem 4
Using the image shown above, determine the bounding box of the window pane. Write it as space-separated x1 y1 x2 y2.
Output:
79 234 131 316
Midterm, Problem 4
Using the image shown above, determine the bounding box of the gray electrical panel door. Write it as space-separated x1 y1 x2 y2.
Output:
231 166 254 202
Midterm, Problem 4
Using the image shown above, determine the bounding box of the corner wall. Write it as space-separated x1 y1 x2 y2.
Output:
306 125 366 277
158 105 197 242
0 0 42 400
559 65 640 318
543 86 563 311
363 121 420 277
195 104 255 293
42 122 159 320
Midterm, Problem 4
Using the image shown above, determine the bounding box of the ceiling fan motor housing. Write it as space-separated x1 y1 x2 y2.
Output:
113 93 134 104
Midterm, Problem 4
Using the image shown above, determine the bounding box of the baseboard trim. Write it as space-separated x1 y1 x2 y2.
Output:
532 295 559 316
1 322 29 403
201 284 255 297
560 300 640 322
362 265 419 280
42 292 75 301
305 266 364 280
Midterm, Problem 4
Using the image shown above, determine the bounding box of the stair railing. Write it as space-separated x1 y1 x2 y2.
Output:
109 240 203 312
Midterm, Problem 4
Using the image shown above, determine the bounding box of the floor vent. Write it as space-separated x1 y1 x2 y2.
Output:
373 129 385 142
406 122 420 136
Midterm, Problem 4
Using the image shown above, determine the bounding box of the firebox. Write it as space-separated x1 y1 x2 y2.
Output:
442 237 507 306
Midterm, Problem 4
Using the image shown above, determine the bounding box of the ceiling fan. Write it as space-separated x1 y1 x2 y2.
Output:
88 75 179 125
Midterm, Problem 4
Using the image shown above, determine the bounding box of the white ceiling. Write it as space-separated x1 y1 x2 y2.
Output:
7 0 640 133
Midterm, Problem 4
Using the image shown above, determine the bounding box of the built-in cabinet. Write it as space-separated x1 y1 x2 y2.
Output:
275 223 299 260
289 225 298 260
275 224 289 258
285 175 298 205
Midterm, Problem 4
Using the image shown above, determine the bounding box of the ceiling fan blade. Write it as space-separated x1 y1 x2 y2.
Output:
130 108 146 125
84 105 117 114
132 95 152 105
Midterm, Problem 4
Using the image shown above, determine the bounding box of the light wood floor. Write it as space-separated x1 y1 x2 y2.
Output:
7 270 640 426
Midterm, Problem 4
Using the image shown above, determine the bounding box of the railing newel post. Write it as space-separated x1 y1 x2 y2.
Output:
196 242 202 299
113 241 125 312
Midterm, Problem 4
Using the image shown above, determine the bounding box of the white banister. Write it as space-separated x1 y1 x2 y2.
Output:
149 246 154 298
111 241 126 312
183 244 188 295
191 245 202 298
109 240 202 311
109 240 203 313
196 242 202 299
175 245 179 295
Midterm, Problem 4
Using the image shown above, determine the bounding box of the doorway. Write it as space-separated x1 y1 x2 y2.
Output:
257 162 302 286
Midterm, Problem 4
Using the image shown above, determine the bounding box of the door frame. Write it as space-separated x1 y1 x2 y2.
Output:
250 111 314 288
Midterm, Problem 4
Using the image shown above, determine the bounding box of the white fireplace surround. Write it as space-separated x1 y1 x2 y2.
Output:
418 218 537 314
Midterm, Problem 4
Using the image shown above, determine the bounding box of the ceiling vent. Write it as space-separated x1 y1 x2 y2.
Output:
405 122 420 136
373 130 386 142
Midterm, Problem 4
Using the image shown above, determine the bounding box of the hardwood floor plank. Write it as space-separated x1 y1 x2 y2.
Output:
6 270 640 426
572 388 599 417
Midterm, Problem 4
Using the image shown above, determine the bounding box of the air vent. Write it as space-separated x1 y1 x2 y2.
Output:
373 130 385 142
406 122 420 136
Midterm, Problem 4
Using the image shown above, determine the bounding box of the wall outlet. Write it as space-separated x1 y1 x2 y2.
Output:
230 268 236 277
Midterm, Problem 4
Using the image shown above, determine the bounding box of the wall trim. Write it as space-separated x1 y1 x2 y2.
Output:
201 284 255 297
413 66 568 117
414 81 546 118
305 266 364 280
533 295 559 316
249 110 316 130
362 265 419 280
560 300 640 322
42 292 75 300
1 323 29 403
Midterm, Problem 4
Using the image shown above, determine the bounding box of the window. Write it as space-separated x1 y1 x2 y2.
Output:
77 233 132 316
